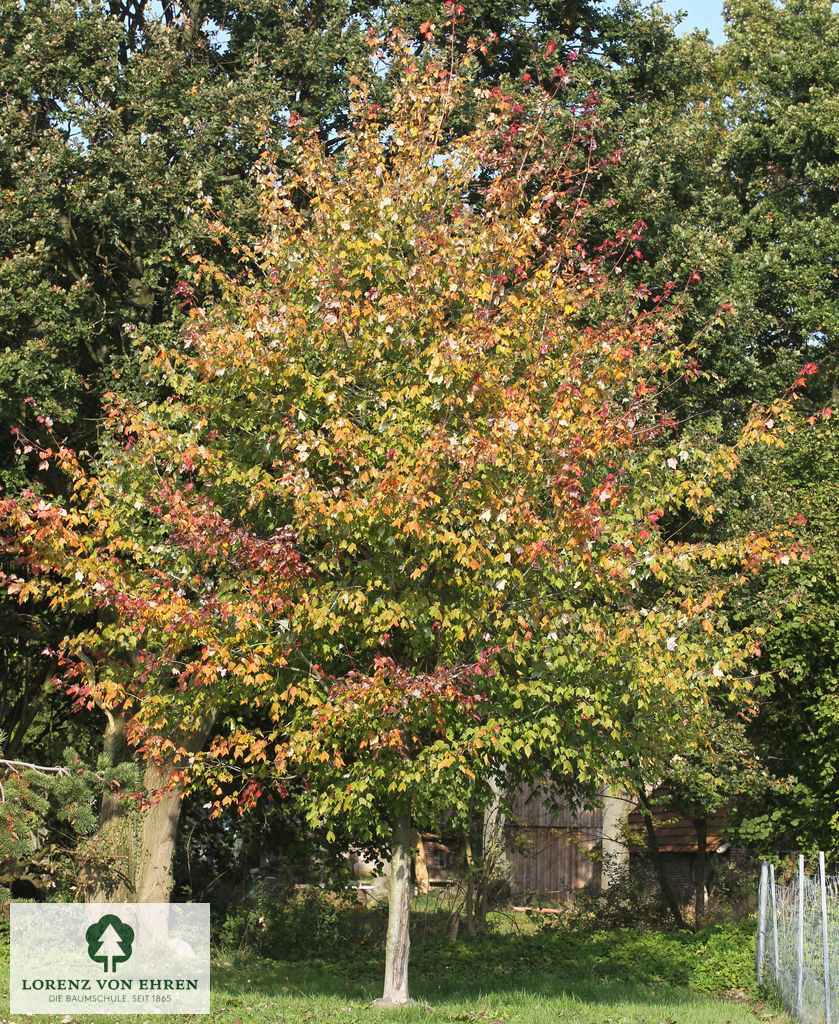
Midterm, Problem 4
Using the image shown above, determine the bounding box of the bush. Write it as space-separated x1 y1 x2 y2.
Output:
216 884 357 959
690 920 758 994
541 858 677 932
538 921 757 994
701 857 760 923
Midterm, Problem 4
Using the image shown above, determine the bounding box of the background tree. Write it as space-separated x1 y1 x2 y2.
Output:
633 709 777 926
581 0 839 419
0 428 311 899
0 748 139 899
718 413 839 858
0 0 275 800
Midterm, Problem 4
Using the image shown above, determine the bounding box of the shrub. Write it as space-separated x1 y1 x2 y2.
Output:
541 858 677 932
216 884 357 959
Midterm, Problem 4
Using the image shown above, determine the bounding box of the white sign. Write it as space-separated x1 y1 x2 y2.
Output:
10 903 210 1014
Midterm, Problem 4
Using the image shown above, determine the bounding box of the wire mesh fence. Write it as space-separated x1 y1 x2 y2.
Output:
756 854 839 1023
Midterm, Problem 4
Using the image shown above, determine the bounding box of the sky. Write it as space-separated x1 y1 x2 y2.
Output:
658 0 726 45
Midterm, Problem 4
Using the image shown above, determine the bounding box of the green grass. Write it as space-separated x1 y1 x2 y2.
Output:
0 916 788 1024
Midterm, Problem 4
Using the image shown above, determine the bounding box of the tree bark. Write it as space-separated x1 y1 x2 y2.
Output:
131 764 195 949
445 908 460 943
480 777 506 925
694 815 707 927
600 788 632 891
99 710 128 827
135 713 216 904
84 711 135 902
375 808 413 1006
478 872 489 932
134 759 182 903
464 830 477 938
637 790 689 931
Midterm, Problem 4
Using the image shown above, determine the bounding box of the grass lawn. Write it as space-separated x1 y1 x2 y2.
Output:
1 915 788 1024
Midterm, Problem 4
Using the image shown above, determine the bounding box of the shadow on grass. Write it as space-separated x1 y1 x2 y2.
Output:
0 920 776 1024
211 919 755 1010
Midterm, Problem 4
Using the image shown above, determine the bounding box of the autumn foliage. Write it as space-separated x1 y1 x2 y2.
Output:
0 35 795 999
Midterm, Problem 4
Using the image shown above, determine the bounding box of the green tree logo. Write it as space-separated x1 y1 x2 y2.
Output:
86 914 135 972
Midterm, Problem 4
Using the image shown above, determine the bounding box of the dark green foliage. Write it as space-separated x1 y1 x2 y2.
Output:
587 0 839 422
0 747 139 898
217 885 360 958
538 859 681 931
529 920 760 996
718 0 839 396
731 419 839 854
0 0 272 466
173 795 359 906
575 0 839 856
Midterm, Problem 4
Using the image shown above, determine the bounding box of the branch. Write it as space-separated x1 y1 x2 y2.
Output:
0 759 71 802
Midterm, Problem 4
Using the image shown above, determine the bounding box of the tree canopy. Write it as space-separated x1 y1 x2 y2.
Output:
3 0 839 959
1 37 802 991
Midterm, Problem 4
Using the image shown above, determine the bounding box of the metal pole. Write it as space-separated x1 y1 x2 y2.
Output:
797 854 805 1020
770 862 780 984
821 852 831 1024
757 860 768 985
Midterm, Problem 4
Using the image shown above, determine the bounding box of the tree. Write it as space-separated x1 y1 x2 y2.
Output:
0 0 659 870
2 36 795 1000
0 748 138 898
635 709 777 926
578 0 839 425
0 0 613 465
0 0 625 907
715 0 839 404
0 0 277 806
713 411 839 857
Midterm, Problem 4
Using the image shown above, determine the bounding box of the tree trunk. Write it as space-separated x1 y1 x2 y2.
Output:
480 777 506 925
99 710 128 827
694 815 707 927
478 872 489 931
135 712 216 904
135 759 182 903
82 711 214 904
600 788 632 891
637 790 689 931
85 711 135 902
375 808 413 1006
445 908 460 943
464 831 477 938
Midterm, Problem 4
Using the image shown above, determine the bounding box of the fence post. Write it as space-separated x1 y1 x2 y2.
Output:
820 851 831 1024
757 860 768 985
797 854 805 1020
770 862 780 983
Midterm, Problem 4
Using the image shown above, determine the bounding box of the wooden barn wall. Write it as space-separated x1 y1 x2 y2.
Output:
505 786 602 898
661 855 699 901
